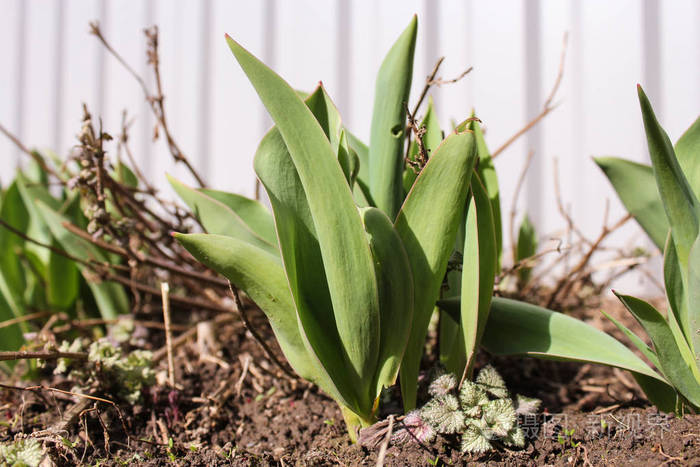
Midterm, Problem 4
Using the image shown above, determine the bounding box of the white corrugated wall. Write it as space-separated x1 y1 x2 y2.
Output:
1 0 699 291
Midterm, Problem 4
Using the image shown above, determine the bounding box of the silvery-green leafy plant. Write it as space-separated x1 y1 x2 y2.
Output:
594 86 700 413
0 438 44 467
173 17 482 438
392 366 540 453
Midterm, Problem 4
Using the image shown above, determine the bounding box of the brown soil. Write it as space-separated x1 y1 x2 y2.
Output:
1 299 698 466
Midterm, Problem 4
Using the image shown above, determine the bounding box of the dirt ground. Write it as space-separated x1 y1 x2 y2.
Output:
1 299 698 466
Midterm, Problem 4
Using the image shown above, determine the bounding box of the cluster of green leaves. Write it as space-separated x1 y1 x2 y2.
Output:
174 17 484 436
393 366 540 453
0 160 129 359
172 17 696 439
595 86 700 413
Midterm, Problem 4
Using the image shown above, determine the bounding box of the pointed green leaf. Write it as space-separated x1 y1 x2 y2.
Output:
254 127 362 414
347 131 373 207
687 234 700 361
168 175 277 255
305 84 343 153
614 293 700 407
359 207 414 397
338 130 360 187
599 310 660 369
472 115 502 267
47 197 81 310
173 233 322 385
478 297 668 383
198 188 277 246
439 206 468 377
395 129 477 410
594 157 668 250
0 182 29 318
675 115 700 197
664 234 692 350
638 85 699 269
113 161 139 188
369 16 417 219
16 172 60 266
461 172 497 374
631 372 681 414
34 201 129 319
516 213 537 286
228 35 382 414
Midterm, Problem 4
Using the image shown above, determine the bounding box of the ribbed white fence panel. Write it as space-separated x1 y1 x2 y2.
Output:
1 0 699 293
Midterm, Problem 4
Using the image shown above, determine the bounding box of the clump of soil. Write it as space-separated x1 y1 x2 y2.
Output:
1 299 697 466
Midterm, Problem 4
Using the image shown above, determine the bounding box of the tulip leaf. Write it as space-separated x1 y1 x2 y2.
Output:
173 233 326 387
614 293 700 407
0 182 29 318
675 115 700 197
254 124 362 414
168 175 277 255
369 16 417 219
688 234 700 359
478 297 668 383
516 213 537 286
228 37 381 400
594 157 668 251
395 129 477 410
472 115 502 267
663 234 692 351
347 131 373 207
599 310 660 369
360 207 414 398
638 85 699 271
461 172 497 374
198 188 277 246
34 201 128 319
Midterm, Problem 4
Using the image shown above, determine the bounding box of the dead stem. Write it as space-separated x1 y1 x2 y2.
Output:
89 22 206 187
0 351 88 362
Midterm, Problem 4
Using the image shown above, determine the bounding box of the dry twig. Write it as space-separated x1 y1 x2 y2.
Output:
492 33 568 159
